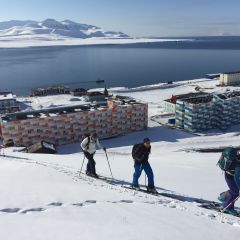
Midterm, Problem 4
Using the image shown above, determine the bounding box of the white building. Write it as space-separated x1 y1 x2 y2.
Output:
220 71 240 86
0 91 19 114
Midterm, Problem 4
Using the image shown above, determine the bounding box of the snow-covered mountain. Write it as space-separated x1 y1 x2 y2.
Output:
0 19 192 48
0 18 130 39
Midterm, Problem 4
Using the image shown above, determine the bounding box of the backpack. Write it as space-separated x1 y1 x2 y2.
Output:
217 147 238 171
81 134 90 150
132 143 143 163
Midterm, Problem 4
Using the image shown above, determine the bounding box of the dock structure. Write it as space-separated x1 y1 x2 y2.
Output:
175 91 240 132
0 96 148 147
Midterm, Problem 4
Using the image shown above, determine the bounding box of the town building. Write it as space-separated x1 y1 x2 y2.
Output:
0 97 148 147
0 91 20 114
70 88 87 97
220 71 240 86
31 86 70 96
84 91 107 102
163 92 208 114
175 91 240 132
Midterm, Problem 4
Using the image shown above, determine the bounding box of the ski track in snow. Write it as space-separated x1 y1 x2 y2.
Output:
1 155 240 227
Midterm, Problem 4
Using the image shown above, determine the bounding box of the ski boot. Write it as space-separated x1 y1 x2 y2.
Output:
132 185 140 191
147 187 158 194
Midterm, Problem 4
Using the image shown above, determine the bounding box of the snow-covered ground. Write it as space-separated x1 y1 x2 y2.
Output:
0 36 191 48
1 78 240 240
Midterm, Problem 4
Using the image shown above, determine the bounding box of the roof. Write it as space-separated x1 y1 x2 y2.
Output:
216 91 240 100
182 95 213 104
164 92 210 104
87 91 104 97
1 103 106 122
72 88 86 92
222 71 240 75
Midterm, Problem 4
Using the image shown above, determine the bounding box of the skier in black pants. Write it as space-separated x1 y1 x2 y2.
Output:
81 133 106 178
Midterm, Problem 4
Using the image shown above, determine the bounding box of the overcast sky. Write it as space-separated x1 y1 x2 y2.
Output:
0 0 240 37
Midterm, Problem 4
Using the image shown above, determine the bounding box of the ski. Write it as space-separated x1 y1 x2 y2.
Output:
79 173 116 185
121 185 159 196
121 186 228 205
79 175 240 217
123 185 240 217
198 202 240 217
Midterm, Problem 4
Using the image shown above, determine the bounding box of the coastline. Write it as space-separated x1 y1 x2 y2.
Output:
0 37 192 49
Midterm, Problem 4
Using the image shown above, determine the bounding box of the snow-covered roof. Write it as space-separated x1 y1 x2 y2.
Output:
0 91 15 101
222 71 240 75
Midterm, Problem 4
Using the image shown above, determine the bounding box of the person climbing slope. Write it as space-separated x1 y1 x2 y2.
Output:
81 133 106 178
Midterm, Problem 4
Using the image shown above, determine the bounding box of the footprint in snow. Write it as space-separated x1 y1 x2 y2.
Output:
80 200 98 206
119 200 134 204
72 203 84 207
21 208 45 214
0 208 21 213
48 202 63 207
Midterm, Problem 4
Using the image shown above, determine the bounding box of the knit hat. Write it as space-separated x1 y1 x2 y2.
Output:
92 133 98 138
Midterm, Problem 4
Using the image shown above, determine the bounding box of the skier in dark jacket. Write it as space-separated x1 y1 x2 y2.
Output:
218 154 240 215
132 138 156 192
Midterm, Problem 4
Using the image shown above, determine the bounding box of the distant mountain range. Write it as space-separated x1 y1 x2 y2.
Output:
0 18 130 39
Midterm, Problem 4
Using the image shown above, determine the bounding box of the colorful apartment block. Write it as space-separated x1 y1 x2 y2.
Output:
175 91 240 132
0 97 148 146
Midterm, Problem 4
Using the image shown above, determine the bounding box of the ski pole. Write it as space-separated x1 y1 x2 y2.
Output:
79 155 85 176
104 150 114 179
221 195 240 213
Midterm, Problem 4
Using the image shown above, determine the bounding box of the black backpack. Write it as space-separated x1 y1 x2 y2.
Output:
81 134 90 150
132 143 142 163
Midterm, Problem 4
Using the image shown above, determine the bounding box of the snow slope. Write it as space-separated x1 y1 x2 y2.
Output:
1 78 240 239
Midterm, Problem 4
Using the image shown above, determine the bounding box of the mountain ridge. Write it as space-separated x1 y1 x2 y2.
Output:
0 18 130 39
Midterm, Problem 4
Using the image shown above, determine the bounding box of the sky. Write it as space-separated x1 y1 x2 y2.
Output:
0 0 240 37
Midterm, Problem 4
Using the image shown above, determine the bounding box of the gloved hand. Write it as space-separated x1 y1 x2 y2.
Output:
103 147 106 152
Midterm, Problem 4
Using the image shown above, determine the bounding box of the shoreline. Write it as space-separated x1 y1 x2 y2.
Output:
0 37 193 49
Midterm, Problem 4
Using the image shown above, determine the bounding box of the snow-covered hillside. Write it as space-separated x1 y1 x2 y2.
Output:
1 78 240 240
0 19 192 48
0 18 129 39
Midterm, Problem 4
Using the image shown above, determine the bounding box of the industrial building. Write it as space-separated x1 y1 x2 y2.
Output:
220 71 240 86
175 91 240 132
0 97 148 147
